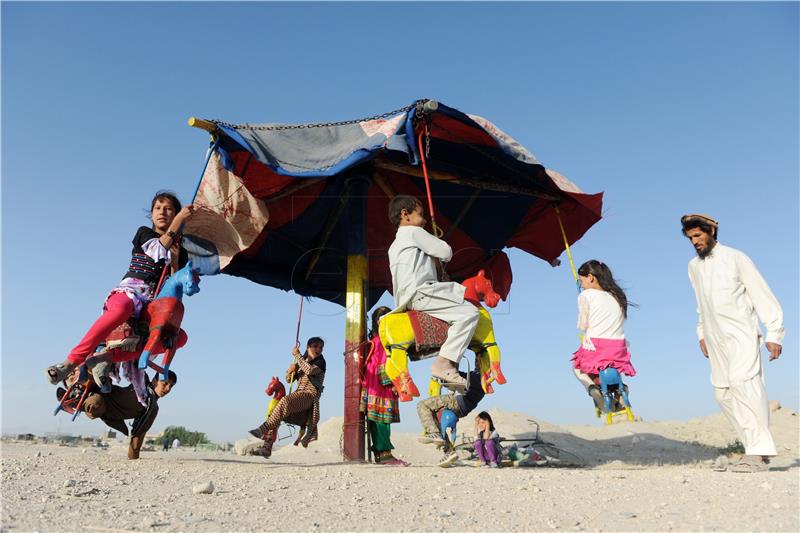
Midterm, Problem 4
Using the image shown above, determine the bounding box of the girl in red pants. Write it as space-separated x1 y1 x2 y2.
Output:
45 191 195 384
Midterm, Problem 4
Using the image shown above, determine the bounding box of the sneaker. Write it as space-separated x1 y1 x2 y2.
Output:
489 461 500 468
588 385 607 413
417 432 445 445
437 451 459 468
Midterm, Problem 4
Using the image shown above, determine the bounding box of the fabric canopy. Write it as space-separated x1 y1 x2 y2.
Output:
183 99 603 307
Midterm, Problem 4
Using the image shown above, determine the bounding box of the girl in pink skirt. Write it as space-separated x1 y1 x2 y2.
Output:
571 260 636 409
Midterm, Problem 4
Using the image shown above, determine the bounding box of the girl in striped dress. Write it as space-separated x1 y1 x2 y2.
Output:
249 338 326 457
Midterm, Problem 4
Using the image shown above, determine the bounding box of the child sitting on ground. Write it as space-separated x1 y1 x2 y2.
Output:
387 195 479 390
572 260 636 411
474 411 502 468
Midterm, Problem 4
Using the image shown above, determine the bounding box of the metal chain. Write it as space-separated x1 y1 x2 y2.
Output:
210 104 415 131
425 126 431 158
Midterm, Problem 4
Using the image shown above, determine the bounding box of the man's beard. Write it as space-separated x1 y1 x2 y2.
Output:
696 240 716 259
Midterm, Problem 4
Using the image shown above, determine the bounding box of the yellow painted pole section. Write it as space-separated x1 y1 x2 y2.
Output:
343 254 367 461
187 117 216 132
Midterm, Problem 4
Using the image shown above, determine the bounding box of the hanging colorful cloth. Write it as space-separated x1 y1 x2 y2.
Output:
359 336 400 424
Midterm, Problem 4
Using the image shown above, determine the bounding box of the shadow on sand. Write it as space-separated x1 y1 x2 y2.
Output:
504 429 725 467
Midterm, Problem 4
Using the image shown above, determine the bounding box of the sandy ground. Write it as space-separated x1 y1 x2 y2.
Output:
2 406 798 532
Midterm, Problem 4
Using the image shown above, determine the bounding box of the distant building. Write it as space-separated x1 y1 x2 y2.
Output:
100 429 117 440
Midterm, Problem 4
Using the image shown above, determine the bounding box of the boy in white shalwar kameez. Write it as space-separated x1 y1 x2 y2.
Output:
682 214 785 473
387 195 479 390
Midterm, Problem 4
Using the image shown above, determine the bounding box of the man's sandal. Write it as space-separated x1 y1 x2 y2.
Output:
730 456 769 473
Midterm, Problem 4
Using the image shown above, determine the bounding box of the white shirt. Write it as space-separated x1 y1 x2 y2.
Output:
388 226 462 310
577 288 626 342
688 243 784 386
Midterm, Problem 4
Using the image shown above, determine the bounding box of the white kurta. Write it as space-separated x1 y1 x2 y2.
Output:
388 226 478 362
688 243 784 456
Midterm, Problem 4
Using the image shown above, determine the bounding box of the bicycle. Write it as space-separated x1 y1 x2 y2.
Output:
444 420 585 468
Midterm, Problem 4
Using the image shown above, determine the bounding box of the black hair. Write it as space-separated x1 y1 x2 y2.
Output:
681 219 718 240
149 190 182 229
388 195 422 227
301 337 327 372
306 337 325 347
476 411 495 432
578 260 633 319
369 306 392 339
153 370 178 385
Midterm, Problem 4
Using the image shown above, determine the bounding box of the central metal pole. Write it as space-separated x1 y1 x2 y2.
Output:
342 174 370 461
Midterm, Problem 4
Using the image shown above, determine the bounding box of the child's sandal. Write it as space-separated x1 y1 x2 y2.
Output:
301 428 318 448
44 363 74 385
90 361 113 393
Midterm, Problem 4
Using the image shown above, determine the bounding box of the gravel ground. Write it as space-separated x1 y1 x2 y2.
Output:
2 406 798 532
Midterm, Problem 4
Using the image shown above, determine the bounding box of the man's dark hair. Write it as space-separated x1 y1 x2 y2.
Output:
388 195 422 227
681 219 718 239
153 371 178 385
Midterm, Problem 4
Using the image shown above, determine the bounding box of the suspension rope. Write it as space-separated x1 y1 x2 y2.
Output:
287 295 305 394
554 205 580 294
417 126 444 238
153 137 219 299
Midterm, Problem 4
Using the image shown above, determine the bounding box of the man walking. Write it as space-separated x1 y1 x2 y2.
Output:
682 214 784 472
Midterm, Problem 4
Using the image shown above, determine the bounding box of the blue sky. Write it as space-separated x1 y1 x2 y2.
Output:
2 2 797 444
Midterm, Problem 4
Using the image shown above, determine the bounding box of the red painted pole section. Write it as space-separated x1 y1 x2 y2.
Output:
342 175 369 461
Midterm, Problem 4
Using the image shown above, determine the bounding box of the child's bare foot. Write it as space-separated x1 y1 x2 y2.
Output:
44 362 76 385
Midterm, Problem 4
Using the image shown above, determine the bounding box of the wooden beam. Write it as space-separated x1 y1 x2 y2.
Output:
373 159 560 202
